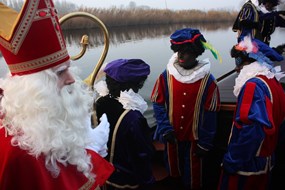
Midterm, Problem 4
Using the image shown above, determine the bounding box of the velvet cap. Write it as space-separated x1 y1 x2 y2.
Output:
234 36 283 68
253 39 283 62
170 28 206 45
104 59 150 83
235 36 283 63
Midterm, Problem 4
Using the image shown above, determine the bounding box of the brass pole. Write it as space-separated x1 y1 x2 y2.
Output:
59 12 110 89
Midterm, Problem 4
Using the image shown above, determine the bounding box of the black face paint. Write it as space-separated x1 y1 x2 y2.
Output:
178 51 198 70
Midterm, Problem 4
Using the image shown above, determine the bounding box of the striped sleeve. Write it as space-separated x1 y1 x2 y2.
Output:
204 76 220 112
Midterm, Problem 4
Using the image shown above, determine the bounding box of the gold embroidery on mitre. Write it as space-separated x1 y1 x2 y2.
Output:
0 0 38 52
11 0 39 54
44 0 66 50
0 0 65 55
8 49 69 73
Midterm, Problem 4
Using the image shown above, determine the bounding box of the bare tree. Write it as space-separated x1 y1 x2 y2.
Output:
129 1 137 9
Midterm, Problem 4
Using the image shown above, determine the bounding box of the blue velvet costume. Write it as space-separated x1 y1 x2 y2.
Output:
95 96 155 190
219 75 285 190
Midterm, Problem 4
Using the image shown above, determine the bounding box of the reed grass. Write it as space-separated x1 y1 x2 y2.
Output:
60 7 238 29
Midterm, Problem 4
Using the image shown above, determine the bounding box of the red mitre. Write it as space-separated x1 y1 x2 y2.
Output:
0 0 70 76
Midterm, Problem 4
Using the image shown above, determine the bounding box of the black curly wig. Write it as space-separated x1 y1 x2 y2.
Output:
170 35 206 57
258 0 280 6
230 45 256 66
105 75 147 98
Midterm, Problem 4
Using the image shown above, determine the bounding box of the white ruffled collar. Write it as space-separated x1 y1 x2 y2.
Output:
167 53 211 83
94 81 148 114
233 62 285 97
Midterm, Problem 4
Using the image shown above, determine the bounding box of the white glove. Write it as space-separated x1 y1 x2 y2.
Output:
86 113 110 157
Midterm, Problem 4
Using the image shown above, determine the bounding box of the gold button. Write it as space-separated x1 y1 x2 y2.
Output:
180 126 183 129
183 92 186 95
182 105 185 108
181 116 184 119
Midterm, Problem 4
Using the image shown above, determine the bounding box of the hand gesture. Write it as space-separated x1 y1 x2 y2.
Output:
195 145 208 157
86 113 110 157
163 131 177 144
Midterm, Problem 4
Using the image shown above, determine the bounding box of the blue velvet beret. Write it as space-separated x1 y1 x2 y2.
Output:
253 39 283 62
235 37 284 69
104 59 150 83
170 28 206 44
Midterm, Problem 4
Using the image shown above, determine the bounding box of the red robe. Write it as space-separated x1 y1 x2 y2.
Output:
0 128 114 190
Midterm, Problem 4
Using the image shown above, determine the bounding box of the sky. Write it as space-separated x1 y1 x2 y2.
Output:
66 0 247 11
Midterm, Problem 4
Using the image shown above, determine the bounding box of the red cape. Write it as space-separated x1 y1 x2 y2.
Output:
0 128 114 190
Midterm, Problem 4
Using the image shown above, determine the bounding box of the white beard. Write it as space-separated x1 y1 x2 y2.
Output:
0 68 95 178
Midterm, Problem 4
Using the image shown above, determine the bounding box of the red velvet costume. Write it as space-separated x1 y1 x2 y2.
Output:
0 1 114 189
151 53 220 189
0 128 114 190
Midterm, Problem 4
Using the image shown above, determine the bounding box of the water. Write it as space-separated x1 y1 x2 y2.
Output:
0 23 284 126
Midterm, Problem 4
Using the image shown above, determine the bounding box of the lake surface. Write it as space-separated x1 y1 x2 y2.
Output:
0 23 284 126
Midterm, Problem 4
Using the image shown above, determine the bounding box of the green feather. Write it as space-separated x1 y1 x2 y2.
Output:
201 41 222 63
